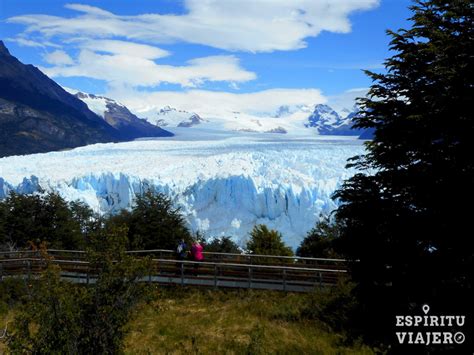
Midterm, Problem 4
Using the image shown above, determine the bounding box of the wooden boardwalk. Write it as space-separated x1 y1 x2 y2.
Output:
0 249 348 292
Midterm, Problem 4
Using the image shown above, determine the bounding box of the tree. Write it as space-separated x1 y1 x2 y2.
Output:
0 192 91 250
246 225 293 257
0 192 43 249
110 189 192 250
40 192 85 249
332 0 473 346
205 236 241 254
69 200 100 247
296 218 340 259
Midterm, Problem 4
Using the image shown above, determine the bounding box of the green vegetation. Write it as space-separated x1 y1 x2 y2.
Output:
0 191 96 250
4 229 151 354
204 236 241 254
296 218 341 259
247 225 293 256
1 283 377 354
0 189 192 252
107 189 192 250
327 0 473 348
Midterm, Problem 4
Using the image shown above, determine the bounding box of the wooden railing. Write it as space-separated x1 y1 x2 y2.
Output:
0 249 348 292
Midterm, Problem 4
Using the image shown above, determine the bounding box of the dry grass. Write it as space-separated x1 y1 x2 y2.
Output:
123 287 375 355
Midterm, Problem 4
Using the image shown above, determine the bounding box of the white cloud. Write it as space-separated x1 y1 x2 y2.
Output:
8 0 380 52
6 37 61 49
76 39 170 59
64 3 115 17
106 88 326 117
43 50 74 65
41 51 256 87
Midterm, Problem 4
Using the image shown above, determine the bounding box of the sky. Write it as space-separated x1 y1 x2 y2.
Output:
0 0 412 116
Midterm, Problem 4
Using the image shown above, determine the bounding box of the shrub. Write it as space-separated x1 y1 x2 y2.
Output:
6 228 151 354
246 225 293 257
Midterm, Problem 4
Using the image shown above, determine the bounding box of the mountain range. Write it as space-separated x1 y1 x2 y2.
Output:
0 40 371 158
132 106 206 128
130 102 366 137
73 88 369 138
72 91 173 140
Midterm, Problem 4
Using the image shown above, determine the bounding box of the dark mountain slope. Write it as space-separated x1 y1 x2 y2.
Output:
0 41 172 157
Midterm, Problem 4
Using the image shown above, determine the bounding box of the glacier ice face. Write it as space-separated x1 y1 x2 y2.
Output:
0 129 365 248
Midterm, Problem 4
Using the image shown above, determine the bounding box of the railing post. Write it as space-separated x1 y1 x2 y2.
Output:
27 260 31 281
319 272 322 288
214 264 218 289
0 262 3 281
283 269 287 291
248 266 252 289
181 262 184 286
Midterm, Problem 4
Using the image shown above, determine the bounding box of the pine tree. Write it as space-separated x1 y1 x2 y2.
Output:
333 0 473 345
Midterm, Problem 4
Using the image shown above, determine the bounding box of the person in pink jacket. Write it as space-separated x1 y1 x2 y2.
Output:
190 241 204 261
190 240 204 275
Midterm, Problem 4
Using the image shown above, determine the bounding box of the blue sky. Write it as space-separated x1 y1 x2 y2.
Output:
0 0 412 115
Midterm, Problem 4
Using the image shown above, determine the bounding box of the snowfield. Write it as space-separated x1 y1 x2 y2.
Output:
0 129 365 248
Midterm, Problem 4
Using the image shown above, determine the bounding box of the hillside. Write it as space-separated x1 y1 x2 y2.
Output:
0 41 123 157
0 41 172 158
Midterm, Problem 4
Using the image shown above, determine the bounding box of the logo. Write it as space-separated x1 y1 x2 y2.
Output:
395 305 466 346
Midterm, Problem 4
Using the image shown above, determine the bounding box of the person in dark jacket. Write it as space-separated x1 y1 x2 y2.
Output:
176 239 188 260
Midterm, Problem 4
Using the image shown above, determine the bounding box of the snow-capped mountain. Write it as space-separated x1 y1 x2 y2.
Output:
72 91 173 139
0 131 364 248
139 106 205 128
75 91 365 138
305 104 362 136
273 104 313 119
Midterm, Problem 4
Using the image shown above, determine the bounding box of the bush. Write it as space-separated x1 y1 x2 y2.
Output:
7 228 151 354
0 279 28 316
246 225 293 257
301 279 358 334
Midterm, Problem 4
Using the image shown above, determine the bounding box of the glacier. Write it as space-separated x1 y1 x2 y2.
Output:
0 129 365 248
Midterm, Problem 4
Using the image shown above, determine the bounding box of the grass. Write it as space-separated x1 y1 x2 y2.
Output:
123 286 376 354
0 280 377 354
